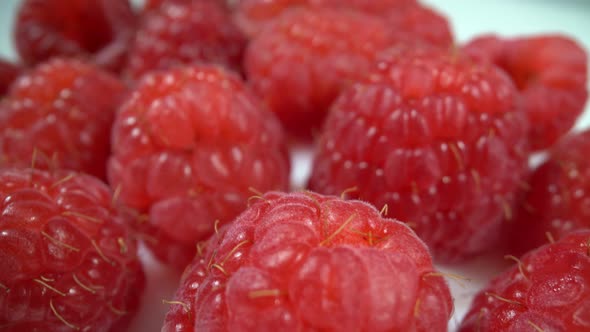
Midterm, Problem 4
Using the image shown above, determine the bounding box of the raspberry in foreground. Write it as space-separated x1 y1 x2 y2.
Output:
244 7 401 138
463 34 588 150
13 0 137 72
507 129 590 256
459 229 590 331
126 1 246 80
108 65 290 270
0 58 127 179
162 191 453 331
308 46 530 262
0 168 145 332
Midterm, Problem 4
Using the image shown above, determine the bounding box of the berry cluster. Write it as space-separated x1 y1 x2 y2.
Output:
0 0 588 331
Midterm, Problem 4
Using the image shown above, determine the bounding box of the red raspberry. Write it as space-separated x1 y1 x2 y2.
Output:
126 1 246 80
108 65 290 269
463 35 588 150
506 129 590 256
0 59 21 97
0 168 145 332
244 8 402 138
308 46 530 262
14 0 138 72
234 0 417 37
0 58 126 179
162 191 453 331
459 230 590 331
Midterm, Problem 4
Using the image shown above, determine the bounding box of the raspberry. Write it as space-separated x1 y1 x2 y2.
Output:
506 129 590 256
308 46 530 262
0 168 145 332
0 58 126 180
463 34 588 150
108 65 290 269
459 230 590 331
162 191 453 331
244 8 401 138
0 59 21 97
234 0 416 37
126 1 246 80
14 0 138 72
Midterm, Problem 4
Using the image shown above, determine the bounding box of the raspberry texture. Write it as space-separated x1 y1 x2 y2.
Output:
0 168 145 332
14 0 137 72
234 0 451 41
0 59 21 97
108 65 290 269
244 7 401 138
507 129 590 256
126 1 246 80
0 58 127 179
308 46 530 262
459 230 590 331
463 34 588 150
162 191 453 331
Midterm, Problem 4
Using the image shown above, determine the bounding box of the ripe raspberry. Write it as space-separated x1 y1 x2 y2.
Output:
0 58 126 179
0 168 145 332
463 34 588 150
0 59 21 97
234 0 416 37
506 129 590 256
162 191 453 331
126 1 246 80
108 65 290 269
308 46 530 262
14 0 138 72
244 8 401 138
459 230 590 331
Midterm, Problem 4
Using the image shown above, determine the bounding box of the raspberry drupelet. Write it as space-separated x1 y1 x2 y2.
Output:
459 229 590 331
162 191 453 332
0 58 127 179
108 65 290 270
507 129 590 256
0 168 145 332
126 1 247 80
13 0 138 72
308 46 530 262
463 34 588 150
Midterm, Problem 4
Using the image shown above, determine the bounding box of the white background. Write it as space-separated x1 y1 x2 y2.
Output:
0 1 588 331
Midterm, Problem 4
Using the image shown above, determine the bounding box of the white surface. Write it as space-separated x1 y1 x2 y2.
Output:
0 1 588 331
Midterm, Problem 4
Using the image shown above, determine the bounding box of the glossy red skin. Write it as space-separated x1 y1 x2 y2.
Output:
0 58 127 179
463 34 588 150
460 230 590 332
0 59 22 97
108 65 290 270
507 129 590 256
126 1 246 80
14 0 137 72
308 46 530 262
244 8 404 139
162 191 453 331
0 168 145 332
